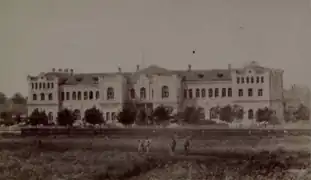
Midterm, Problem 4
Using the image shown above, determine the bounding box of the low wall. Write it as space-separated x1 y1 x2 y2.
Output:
20 127 311 138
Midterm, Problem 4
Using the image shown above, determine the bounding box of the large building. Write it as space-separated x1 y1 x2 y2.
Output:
27 61 284 124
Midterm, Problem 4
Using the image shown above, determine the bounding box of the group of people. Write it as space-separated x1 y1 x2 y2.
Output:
137 137 152 154
137 133 192 156
170 133 192 156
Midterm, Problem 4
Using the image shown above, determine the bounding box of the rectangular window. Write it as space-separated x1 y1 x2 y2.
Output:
256 77 260 83
66 92 70 100
84 91 88 100
201 89 206 98
184 89 187 98
106 112 110 121
241 77 245 84
248 88 253 97
221 88 226 97
261 76 264 83
238 89 243 97
51 83 54 89
214 88 219 97
208 88 213 98
61 92 65 101
228 88 232 97
237 77 240 84
258 89 263 96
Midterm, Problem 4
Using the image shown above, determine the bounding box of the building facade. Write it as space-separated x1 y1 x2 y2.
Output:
27 61 284 124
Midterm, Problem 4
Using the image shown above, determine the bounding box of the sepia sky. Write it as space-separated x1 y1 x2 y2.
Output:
0 0 310 97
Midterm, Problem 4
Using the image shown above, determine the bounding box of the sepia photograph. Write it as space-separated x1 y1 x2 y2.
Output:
0 0 311 179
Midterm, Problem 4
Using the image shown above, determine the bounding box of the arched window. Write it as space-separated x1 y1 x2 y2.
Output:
42 83 46 89
39 83 42 89
246 77 249 84
130 88 136 99
241 77 245 84
248 109 254 119
89 91 93 100
48 93 53 100
250 77 254 83
107 87 114 100
48 112 53 121
77 91 82 100
72 91 77 100
40 93 45 101
162 86 169 98
35 83 38 89
188 89 193 98
195 88 200 98
201 88 206 98
50 83 54 89
95 91 100 99
32 94 37 101
73 109 81 120
140 87 146 99
47 83 50 89
31 83 34 89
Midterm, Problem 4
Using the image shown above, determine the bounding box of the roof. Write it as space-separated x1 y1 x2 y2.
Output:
37 63 274 86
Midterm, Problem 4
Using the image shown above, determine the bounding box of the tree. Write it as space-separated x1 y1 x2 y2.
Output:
219 105 234 123
256 107 279 126
232 105 244 120
183 106 203 124
136 109 147 125
28 109 48 126
152 105 172 124
294 104 310 121
0 93 7 104
11 93 26 104
0 111 11 120
118 106 136 125
84 107 104 125
57 108 75 126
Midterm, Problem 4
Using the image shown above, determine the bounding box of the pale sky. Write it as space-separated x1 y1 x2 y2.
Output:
1 0 310 97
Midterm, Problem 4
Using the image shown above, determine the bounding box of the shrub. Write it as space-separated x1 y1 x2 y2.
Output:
294 104 310 121
84 107 104 125
57 108 75 126
219 105 234 123
152 105 172 124
28 109 48 126
183 106 204 124
118 107 136 125
256 107 279 125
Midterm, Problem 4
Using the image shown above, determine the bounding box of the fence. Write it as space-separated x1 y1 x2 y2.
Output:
20 127 311 138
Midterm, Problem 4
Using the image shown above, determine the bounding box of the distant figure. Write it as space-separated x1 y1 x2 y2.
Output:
184 136 191 156
170 133 177 155
144 136 152 153
138 139 144 154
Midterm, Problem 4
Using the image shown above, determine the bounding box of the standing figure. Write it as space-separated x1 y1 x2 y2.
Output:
137 139 144 154
170 133 177 155
144 136 152 153
184 136 191 156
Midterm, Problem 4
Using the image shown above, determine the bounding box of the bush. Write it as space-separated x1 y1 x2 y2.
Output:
118 107 136 125
256 107 279 125
294 104 310 121
28 109 48 126
183 106 204 124
57 108 75 126
84 107 104 125
152 105 172 124
219 105 234 123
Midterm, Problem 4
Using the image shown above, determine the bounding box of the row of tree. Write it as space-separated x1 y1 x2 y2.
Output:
0 92 26 105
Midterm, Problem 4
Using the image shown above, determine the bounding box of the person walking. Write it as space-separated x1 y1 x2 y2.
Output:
137 139 144 154
169 133 177 155
144 136 152 154
184 135 192 156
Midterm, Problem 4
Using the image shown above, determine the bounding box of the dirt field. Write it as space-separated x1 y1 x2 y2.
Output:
0 135 309 179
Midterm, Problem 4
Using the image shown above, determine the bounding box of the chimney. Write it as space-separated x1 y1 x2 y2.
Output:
58 68 62 72
188 64 191 71
70 69 74 75
228 64 232 70
136 65 140 71
118 66 122 73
